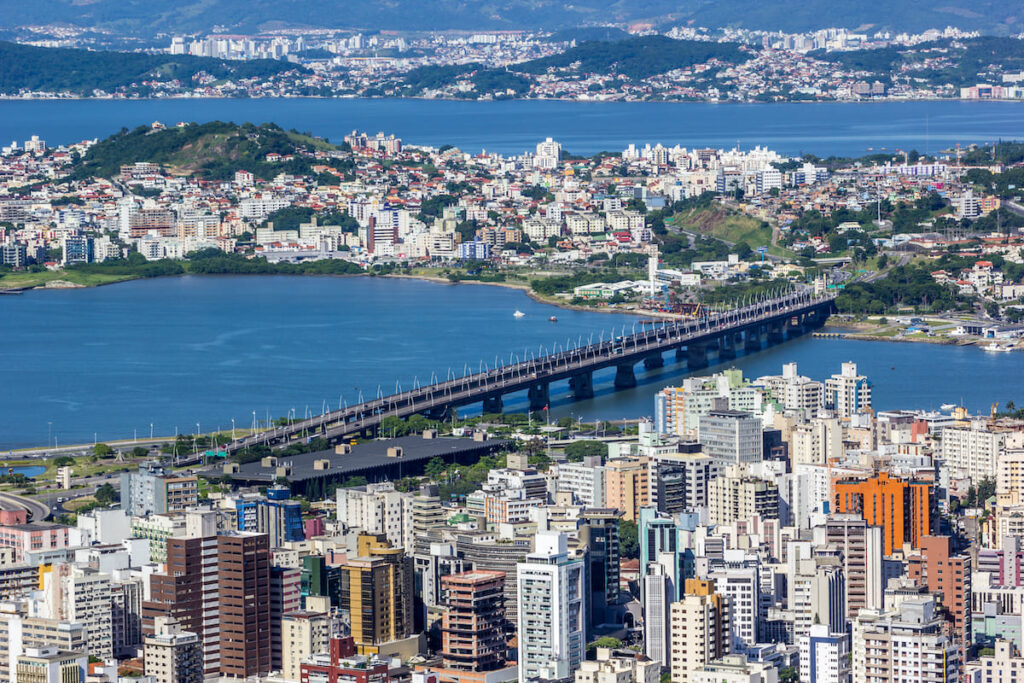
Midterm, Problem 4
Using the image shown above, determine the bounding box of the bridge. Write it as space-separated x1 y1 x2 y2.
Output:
227 288 836 453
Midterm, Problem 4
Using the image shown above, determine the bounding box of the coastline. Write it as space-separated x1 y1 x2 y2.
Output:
3 94 1023 105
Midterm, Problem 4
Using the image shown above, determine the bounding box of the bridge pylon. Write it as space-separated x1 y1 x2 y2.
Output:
744 326 763 352
482 395 504 415
687 343 709 370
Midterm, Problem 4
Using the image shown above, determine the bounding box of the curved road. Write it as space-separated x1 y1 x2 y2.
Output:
0 491 51 521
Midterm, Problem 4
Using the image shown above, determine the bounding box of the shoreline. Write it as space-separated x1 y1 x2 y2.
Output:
3 95 1023 105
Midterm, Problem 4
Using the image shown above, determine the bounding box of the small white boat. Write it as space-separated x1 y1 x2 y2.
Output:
513 310 525 318
982 342 1014 352
940 403 956 411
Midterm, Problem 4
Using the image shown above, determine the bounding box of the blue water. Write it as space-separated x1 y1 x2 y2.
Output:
7 466 46 478
1 275 1022 448
0 99 1021 156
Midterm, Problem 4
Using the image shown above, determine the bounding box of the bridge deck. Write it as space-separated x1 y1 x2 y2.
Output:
229 289 835 453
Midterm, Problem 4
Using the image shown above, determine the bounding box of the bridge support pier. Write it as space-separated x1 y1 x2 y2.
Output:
786 317 804 339
675 347 688 362
717 334 737 360
767 322 785 345
644 353 665 370
528 383 550 411
570 372 595 400
482 395 503 415
744 326 762 352
687 343 709 370
614 363 637 389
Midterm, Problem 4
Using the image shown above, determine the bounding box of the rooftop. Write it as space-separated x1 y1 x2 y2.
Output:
231 435 510 484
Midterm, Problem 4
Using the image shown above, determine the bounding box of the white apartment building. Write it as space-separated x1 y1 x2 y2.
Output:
756 362 823 411
144 617 203 683
644 562 673 668
281 611 333 682
791 417 843 466
668 580 730 683
824 362 872 417
655 371 763 436
553 458 606 508
336 482 415 551
966 639 1024 683
941 422 1007 482
517 531 586 683
851 597 959 683
799 624 851 683
709 556 760 653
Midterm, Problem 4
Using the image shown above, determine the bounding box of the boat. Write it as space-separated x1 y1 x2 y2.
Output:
982 342 1014 352
940 403 956 411
549 316 558 322
513 310 525 318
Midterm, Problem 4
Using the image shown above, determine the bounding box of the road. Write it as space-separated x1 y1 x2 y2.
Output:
0 491 51 521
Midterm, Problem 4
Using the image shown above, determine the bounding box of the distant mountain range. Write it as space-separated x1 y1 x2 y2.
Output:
1 0 1022 35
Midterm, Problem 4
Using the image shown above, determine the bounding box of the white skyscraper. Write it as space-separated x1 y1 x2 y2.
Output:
799 624 851 683
643 561 673 667
517 531 586 683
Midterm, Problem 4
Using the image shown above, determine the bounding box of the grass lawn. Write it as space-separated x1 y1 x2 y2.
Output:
63 496 98 512
0 270 136 290
673 207 795 258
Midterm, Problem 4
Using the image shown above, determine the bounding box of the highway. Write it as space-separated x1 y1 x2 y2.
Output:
0 491 51 522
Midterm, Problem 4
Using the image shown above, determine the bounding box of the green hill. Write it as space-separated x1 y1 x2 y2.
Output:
73 121 346 181
0 41 306 95
515 36 750 80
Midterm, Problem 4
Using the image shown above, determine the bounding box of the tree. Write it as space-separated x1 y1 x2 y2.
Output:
619 519 639 559
564 440 608 462
586 637 623 657
94 483 119 505
93 443 114 458
53 456 75 468
779 666 798 683
424 456 447 481
130 446 148 458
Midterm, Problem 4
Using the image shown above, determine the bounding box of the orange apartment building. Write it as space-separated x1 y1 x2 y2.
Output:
832 471 933 556
604 457 650 522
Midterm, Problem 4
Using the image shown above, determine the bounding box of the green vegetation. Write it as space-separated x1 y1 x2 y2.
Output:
564 440 608 462
586 637 623 656
73 121 343 181
963 477 996 507
0 41 306 95
262 206 359 233
516 36 749 80
836 262 969 315
619 519 639 559
94 483 119 505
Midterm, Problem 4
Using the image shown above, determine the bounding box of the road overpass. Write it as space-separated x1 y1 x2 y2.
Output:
0 491 51 521
227 287 836 454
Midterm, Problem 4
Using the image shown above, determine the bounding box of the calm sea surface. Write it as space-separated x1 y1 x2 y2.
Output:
1 275 1021 448
0 98 1021 156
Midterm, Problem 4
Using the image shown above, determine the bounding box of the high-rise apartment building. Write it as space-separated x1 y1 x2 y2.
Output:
941 422 1007 482
517 532 586 683
698 411 764 471
604 457 650 522
142 535 221 677
907 535 971 662
824 362 872 417
708 466 779 526
851 597 959 683
281 611 333 682
669 579 730 683
218 532 272 678
798 624 850 683
648 452 713 515
833 472 933 556
120 463 198 517
339 535 413 651
440 571 506 672
813 515 884 620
